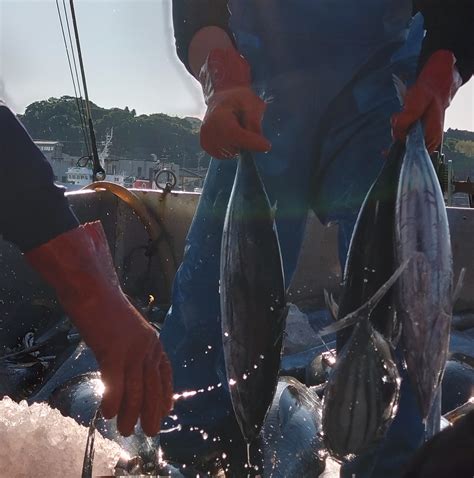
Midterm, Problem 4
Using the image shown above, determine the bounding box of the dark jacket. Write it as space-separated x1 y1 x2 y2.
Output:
0 103 79 252
172 0 474 82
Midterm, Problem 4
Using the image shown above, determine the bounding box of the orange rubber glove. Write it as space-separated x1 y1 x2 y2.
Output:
25 221 173 437
391 50 462 153
199 47 271 159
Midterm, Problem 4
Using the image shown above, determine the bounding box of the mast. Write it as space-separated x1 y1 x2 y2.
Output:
69 0 105 181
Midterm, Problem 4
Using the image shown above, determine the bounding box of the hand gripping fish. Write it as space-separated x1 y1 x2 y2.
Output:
220 151 287 445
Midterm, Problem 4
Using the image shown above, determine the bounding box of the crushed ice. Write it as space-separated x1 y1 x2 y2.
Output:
0 397 122 477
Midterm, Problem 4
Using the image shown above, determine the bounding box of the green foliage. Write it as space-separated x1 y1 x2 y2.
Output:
444 129 474 178
454 140 474 157
20 96 206 168
19 98 471 178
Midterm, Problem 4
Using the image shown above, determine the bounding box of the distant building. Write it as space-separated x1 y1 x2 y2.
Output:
105 157 158 181
36 141 63 159
35 141 77 183
35 139 207 192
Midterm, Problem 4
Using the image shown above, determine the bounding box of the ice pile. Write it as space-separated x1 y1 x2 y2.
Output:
0 397 122 477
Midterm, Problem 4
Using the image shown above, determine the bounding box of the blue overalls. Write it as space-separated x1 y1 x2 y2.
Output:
161 3 434 476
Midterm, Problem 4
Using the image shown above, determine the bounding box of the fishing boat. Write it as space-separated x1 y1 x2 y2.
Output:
65 166 133 188
1 1 473 476
1 178 474 471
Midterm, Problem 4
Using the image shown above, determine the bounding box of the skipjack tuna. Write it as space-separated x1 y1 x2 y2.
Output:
220 151 287 444
322 318 401 459
321 142 406 458
395 116 453 421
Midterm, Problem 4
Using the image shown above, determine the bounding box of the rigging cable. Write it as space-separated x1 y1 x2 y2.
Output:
69 0 106 181
61 0 92 157
55 0 91 158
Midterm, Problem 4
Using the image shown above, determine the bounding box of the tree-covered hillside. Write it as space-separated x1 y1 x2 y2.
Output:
19 96 207 169
444 129 474 179
18 97 472 178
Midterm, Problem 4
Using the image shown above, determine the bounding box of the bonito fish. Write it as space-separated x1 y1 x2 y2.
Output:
262 376 327 477
395 117 453 420
323 318 401 459
336 141 405 348
322 142 406 458
220 151 287 443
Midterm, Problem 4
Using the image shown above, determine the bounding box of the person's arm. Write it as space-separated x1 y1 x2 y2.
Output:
0 104 173 436
414 0 473 83
172 1 271 159
172 0 234 76
0 102 79 251
392 1 473 151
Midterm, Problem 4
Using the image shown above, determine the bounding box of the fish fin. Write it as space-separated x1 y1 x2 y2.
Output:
452 267 466 305
271 201 278 221
392 74 407 107
324 289 339 321
319 257 411 336
319 312 364 336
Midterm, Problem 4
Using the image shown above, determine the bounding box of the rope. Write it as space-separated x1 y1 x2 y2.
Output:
61 0 91 156
55 0 91 157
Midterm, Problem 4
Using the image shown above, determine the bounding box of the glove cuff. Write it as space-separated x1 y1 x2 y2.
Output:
199 48 252 104
25 221 126 326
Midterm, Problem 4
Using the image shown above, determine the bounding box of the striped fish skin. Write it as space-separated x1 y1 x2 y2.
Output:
395 121 453 419
323 319 400 459
322 142 404 459
220 152 286 443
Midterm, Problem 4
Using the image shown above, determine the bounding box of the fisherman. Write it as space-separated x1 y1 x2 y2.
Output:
160 0 473 476
0 101 174 438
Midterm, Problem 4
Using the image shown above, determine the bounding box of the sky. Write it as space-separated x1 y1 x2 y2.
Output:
1 0 205 117
1 0 473 131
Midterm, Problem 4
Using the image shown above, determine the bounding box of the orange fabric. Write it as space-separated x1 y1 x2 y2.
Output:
391 50 462 153
25 221 173 437
199 48 271 159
